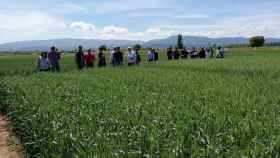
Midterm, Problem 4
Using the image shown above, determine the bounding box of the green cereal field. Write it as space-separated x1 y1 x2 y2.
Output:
1 47 280 158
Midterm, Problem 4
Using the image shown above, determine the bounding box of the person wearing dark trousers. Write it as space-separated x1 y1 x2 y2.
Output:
199 48 206 59
113 47 124 67
98 48 107 67
48 46 61 72
84 49 95 68
75 46 85 70
153 49 159 61
167 48 173 60
173 48 180 60
135 48 141 65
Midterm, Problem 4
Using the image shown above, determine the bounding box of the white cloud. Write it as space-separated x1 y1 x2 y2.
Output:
0 11 67 43
146 28 161 34
151 14 280 38
101 26 129 35
0 9 279 44
70 21 96 31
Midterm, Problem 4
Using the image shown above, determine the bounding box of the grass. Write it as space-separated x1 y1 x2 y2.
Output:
1 47 280 157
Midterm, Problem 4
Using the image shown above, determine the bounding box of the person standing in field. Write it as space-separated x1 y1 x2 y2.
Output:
209 47 214 58
109 48 115 64
220 47 225 58
153 49 159 61
84 49 95 68
75 46 86 70
135 48 141 65
216 47 225 58
48 46 61 72
127 47 137 66
113 47 124 67
173 48 180 60
98 48 106 67
147 48 154 62
36 52 50 72
167 47 173 60
199 48 206 58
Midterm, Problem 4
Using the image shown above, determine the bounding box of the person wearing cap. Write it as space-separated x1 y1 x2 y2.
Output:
127 47 136 66
36 52 50 72
98 47 107 67
48 46 61 72
84 48 95 68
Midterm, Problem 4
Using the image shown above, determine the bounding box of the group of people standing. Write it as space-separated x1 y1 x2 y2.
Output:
36 46 225 72
36 46 61 72
166 46 225 60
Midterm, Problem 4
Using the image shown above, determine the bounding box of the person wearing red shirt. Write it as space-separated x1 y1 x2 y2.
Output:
84 49 95 68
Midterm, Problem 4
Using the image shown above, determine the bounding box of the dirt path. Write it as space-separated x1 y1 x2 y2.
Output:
0 116 23 158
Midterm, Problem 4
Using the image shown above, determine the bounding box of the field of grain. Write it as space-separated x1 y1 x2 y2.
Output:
1 47 280 158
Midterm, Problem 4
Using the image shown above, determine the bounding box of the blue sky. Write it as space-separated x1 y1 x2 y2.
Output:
0 0 279 43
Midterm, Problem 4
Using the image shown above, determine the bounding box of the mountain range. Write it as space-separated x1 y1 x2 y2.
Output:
0 36 280 52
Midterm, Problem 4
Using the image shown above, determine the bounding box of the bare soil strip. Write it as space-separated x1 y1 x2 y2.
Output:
0 116 23 158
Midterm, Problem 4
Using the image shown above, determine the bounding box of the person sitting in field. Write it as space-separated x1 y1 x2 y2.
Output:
153 49 159 61
135 48 141 65
199 48 206 59
36 52 50 72
127 47 137 66
113 47 124 67
48 46 61 72
167 48 173 60
75 46 85 70
147 48 155 62
181 47 188 59
84 49 95 68
98 48 107 67
173 48 180 60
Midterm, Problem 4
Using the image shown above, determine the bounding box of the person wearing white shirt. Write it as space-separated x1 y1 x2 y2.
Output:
127 47 136 66
36 52 50 72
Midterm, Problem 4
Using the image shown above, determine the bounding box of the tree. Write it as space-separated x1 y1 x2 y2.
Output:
249 36 265 47
133 44 142 50
177 34 184 49
99 45 107 51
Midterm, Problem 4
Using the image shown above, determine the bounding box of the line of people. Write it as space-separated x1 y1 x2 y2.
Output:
36 46 225 72
166 46 225 60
